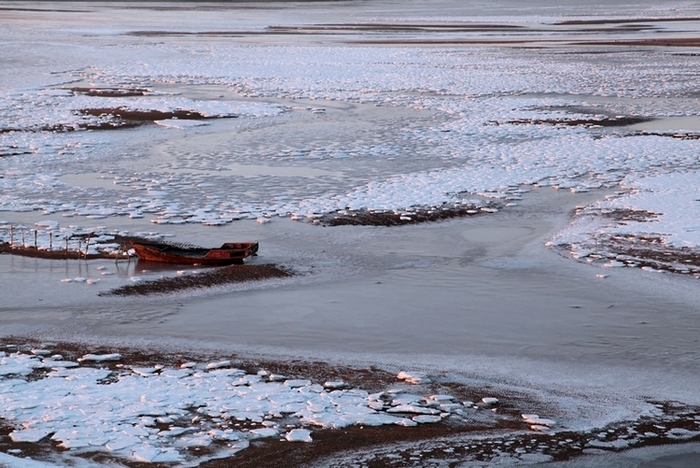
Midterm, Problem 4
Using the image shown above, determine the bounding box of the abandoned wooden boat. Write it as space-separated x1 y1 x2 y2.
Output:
130 240 258 266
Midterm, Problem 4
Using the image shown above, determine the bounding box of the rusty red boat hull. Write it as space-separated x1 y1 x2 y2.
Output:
130 241 258 266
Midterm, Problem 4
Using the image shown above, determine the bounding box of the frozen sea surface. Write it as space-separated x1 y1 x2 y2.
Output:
1 0 700 466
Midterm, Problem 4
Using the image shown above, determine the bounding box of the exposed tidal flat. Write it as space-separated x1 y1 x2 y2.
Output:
1 0 700 466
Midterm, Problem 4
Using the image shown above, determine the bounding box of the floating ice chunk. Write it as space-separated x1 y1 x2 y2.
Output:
323 381 347 389
78 353 122 362
285 428 312 443
391 393 423 405
412 415 443 424
603 260 625 268
131 444 161 463
249 428 278 439
60 278 72 283
397 371 431 384
208 429 241 441
426 394 455 402
387 405 440 415
205 360 231 370
86 278 100 285
357 413 403 426
666 428 700 439
481 397 499 405
439 403 463 412
42 359 79 369
31 349 51 356
132 367 158 377
586 440 614 448
395 418 418 427
73 277 87 283
284 379 310 388
152 448 183 463
522 414 556 426
9 428 51 443
530 425 552 433
368 400 384 410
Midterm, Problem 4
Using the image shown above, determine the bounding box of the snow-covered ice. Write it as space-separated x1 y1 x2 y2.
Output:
0 349 466 466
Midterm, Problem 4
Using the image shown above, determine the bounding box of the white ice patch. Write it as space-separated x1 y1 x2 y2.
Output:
77 353 122 362
3 40 700 242
0 350 463 466
551 171 700 267
285 428 313 443
522 414 556 427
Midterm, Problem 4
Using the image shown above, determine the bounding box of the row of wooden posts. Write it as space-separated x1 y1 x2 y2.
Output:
4 226 130 261
6 225 83 251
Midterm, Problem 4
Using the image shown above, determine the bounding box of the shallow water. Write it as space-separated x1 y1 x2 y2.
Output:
1 1 700 465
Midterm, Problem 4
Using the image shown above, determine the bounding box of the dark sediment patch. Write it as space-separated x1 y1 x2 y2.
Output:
556 209 700 275
128 30 265 37
0 6 88 13
1 108 236 133
0 146 32 157
503 116 651 127
552 17 700 26
76 107 236 130
597 234 700 275
598 208 658 223
319 202 500 227
99 264 292 297
349 38 545 46
574 38 700 47
75 107 235 131
267 23 525 33
348 36 700 48
630 131 700 140
79 107 213 121
68 87 150 97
